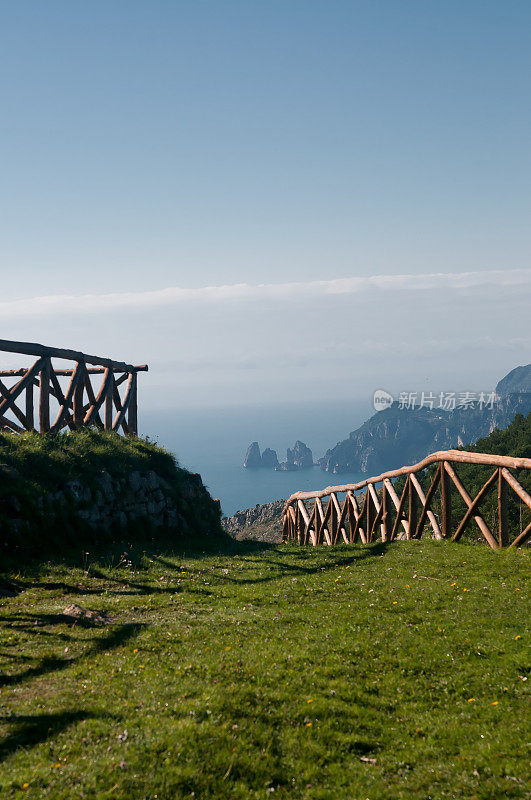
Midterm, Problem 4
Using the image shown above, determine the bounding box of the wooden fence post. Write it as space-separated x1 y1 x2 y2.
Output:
104 370 113 430
441 461 452 538
366 490 373 542
128 372 138 435
39 357 51 432
73 362 85 427
330 494 338 544
381 483 389 541
25 383 34 431
408 476 417 540
498 468 508 547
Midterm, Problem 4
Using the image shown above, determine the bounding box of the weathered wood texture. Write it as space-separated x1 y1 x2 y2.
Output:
283 451 531 550
0 338 148 372
0 338 147 436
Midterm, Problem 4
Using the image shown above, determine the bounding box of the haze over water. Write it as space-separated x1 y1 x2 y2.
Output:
141 400 371 516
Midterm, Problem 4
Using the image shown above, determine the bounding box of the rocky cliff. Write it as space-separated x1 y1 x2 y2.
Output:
496 364 531 397
223 499 284 543
320 392 531 474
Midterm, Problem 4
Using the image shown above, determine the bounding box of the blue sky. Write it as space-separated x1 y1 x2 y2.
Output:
1 1 530 406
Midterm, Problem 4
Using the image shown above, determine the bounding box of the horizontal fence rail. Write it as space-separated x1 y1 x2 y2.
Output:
283 450 531 550
0 338 148 436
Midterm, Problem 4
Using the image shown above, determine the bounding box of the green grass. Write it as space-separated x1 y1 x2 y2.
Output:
0 539 528 799
0 428 183 489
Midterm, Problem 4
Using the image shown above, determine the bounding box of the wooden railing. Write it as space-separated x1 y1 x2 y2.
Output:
0 339 148 436
283 450 531 550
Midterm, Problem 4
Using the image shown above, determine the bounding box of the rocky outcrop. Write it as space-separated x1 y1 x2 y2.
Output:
223 499 284 543
276 440 313 471
289 440 313 468
275 461 299 472
320 393 531 474
261 448 279 468
243 443 279 468
244 441 314 471
243 442 262 468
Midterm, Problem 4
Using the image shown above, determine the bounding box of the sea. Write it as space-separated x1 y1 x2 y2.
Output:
140 399 372 516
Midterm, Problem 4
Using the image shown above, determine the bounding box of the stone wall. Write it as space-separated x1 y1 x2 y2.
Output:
0 465 221 554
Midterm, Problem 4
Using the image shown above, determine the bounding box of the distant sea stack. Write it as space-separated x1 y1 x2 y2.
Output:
243 443 279 469
261 448 279 468
243 441 313 470
243 442 262 468
276 441 314 471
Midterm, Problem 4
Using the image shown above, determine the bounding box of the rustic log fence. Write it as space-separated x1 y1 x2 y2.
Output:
283 450 531 550
0 339 147 436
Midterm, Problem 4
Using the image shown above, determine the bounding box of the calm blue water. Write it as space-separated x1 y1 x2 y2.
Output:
140 400 372 516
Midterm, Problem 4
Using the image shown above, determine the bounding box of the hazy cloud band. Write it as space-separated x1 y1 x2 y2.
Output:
1 269 529 318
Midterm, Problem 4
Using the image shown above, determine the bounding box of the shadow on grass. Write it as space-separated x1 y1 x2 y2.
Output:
75 540 392 599
0 611 110 631
0 709 114 763
0 622 144 689
0 577 21 598
153 540 392 588
2 536 393 604
3 525 392 572
12 580 103 596
0 536 392 691
0 531 255 577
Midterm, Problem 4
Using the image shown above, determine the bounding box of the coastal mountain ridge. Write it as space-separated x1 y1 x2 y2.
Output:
319 392 530 474
320 363 531 474
496 364 531 397
242 364 531 476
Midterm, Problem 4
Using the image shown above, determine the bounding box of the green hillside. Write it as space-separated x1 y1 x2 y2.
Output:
464 411 531 459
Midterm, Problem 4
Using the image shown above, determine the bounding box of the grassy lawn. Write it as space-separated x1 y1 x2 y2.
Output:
0 538 528 799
